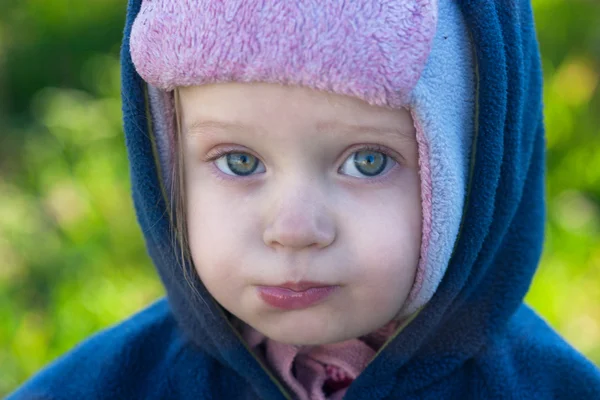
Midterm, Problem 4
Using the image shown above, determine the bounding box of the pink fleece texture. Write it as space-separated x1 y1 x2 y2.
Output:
407 110 433 305
131 0 437 108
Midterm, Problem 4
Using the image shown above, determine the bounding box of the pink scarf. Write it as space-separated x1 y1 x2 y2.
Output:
241 321 400 400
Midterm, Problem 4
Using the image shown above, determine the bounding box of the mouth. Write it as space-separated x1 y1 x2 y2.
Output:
257 281 339 310
277 281 333 292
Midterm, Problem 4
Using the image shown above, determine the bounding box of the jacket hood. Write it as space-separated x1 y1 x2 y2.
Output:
121 0 548 397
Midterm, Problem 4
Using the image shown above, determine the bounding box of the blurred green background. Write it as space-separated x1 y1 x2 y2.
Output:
0 0 599 395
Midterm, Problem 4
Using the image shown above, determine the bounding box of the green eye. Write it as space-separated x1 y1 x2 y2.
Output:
215 152 264 176
352 150 388 176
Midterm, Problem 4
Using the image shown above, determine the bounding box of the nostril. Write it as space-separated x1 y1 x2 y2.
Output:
265 229 318 250
263 217 336 251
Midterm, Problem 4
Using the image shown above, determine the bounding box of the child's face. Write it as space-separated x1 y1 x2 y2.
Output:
179 83 422 345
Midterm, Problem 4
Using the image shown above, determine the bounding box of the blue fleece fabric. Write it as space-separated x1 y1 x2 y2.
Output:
9 0 600 399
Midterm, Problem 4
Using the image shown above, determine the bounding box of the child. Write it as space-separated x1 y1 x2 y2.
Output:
9 0 600 399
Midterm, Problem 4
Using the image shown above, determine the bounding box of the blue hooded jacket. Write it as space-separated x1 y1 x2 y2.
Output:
9 0 600 399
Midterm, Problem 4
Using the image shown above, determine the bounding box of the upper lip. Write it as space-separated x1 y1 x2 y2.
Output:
272 281 333 292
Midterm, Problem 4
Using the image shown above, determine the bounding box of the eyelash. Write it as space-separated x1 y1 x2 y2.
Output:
204 144 402 183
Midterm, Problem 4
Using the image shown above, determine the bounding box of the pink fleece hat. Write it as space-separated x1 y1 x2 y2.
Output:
130 0 437 108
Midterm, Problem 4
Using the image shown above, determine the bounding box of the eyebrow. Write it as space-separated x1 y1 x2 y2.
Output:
315 120 413 140
185 120 256 137
185 119 413 140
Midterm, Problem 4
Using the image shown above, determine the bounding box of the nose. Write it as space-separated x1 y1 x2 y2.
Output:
263 187 336 251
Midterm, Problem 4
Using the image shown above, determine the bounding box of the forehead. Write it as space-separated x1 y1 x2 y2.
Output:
177 82 413 135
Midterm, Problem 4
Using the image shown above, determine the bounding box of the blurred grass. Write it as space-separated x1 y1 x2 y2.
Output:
0 0 599 396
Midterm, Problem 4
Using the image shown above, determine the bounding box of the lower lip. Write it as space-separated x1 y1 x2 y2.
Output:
257 286 338 310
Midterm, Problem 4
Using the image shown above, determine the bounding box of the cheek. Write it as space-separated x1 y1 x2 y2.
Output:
342 172 422 296
185 182 260 285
